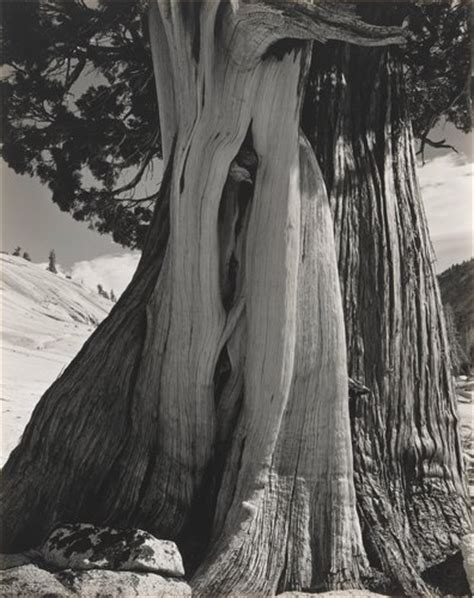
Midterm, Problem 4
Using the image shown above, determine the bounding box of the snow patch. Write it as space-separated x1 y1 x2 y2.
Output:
0 255 113 464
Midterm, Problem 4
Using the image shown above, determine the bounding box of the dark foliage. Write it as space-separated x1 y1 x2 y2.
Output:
444 302 470 374
1 0 159 249
47 249 57 273
402 0 471 162
1 0 471 247
438 258 474 368
97 283 110 300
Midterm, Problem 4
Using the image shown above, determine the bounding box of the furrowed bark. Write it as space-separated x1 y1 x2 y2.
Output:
232 0 407 54
5 2 448 595
303 40 471 594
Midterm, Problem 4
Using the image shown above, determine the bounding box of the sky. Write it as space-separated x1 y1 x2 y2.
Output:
417 120 472 271
1 121 472 296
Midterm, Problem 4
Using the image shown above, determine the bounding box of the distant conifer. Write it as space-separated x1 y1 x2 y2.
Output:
97 284 110 300
47 250 58 274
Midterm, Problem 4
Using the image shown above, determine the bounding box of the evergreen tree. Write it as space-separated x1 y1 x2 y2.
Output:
47 249 57 274
1 0 157 248
12 247 21 257
444 302 470 375
22 252 31 261
97 284 110 300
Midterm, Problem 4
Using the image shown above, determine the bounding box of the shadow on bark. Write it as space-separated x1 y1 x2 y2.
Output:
303 35 470 595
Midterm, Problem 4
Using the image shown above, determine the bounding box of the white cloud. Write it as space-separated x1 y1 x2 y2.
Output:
69 252 140 297
418 154 472 271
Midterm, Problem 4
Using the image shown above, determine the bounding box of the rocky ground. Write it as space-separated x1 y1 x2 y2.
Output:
456 377 474 508
0 524 191 597
0 523 400 597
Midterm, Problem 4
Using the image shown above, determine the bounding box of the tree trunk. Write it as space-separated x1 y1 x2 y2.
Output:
2 1 462 595
3 2 388 592
303 40 471 594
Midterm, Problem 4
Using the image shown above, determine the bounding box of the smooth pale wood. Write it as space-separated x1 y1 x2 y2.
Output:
193 128 367 593
148 1 176 164
135 2 263 534
130 0 406 543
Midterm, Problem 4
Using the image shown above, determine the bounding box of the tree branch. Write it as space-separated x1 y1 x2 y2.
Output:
417 137 459 165
416 80 468 164
260 1 409 46
95 129 160 199
227 0 408 65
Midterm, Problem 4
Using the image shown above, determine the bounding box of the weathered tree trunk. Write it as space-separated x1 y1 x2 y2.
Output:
5 1 460 594
2 2 372 588
303 39 471 594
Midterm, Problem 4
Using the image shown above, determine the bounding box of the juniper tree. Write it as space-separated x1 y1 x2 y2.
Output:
1 1 471 594
47 249 57 274
97 283 110 299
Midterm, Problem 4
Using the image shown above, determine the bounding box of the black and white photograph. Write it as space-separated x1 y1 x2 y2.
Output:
0 0 472 596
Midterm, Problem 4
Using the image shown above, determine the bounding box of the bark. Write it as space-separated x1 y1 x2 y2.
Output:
2 1 460 595
192 131 366 594
303 40 471 594
3 1 369 584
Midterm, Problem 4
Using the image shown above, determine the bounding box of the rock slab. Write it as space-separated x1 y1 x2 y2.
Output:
56 569 191 597
278 592 388 597
0 563 72 597
41 524 185 577
461 533 473 593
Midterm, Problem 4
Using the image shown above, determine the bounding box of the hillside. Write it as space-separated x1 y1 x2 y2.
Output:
438 258 474 368
1 254 112 464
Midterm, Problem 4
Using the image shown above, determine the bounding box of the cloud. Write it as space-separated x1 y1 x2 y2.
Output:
69 252 140 297
418 154 472 271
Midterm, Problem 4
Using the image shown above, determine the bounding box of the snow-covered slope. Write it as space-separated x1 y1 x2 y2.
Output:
1 255 112 465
